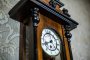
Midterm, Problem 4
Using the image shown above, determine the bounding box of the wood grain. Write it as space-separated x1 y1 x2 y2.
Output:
37 14 63 60
19 23 26 60
19 0 71 60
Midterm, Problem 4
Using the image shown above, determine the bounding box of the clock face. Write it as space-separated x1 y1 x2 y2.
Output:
41 28 61 56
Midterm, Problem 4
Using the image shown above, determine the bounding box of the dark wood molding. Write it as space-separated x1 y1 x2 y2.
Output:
26 18 35 60
19 23 26 60
8 0 78 31
25 7 40 60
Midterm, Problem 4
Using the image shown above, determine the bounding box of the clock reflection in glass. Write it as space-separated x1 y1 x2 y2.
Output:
41 28 61 56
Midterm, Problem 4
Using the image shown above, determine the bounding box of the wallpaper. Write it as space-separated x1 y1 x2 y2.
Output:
62 0 90 60
0 0 90 60
0 0 20 60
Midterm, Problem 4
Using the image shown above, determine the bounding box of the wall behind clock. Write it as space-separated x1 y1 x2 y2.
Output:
61 0 90 60
0 0 20 60
0 0 90 60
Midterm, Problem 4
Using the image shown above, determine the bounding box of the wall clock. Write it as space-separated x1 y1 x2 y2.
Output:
41 28 61 56
8 0 78 60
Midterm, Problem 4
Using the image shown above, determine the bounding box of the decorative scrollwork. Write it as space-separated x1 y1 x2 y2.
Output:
0 10 8 25
1 0 19 8
0 1 20 59
49 0 64 8
62 8 71 17
49 0 57 8
64 25 72 40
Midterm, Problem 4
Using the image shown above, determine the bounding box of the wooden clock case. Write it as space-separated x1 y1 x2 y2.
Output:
8 0 78 60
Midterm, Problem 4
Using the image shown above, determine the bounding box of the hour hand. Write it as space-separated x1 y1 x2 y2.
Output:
42 41 49 45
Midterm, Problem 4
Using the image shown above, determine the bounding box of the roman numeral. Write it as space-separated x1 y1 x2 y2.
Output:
56 48 60 51
45 29 51 34
51 51 52 54
57 44 60 46
42 43 45 45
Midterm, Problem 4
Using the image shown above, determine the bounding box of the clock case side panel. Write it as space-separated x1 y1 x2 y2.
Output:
19 23 26 60
19 17 37 60
19 8 42 60
26 19 36 60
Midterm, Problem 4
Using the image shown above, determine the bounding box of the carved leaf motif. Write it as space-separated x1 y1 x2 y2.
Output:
0 1 20 60
1 0 20 8
0 10 8 25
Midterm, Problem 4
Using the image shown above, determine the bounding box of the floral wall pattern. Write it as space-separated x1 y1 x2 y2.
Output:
62 0 90 60
0 0 90 60
0 0 20 60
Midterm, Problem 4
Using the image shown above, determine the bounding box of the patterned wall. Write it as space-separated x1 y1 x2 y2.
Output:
0 0 90 60
0 0 20 60
62 0 90 60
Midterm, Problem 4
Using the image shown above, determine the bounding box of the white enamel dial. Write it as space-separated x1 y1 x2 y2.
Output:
41 28 61 56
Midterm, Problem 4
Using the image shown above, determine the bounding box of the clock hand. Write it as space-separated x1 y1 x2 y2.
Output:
50 39 57 49
42 40 51 45
50 40 53 43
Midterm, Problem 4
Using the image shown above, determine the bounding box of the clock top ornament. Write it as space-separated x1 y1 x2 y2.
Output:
9 0 78 31
49 0 64 8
